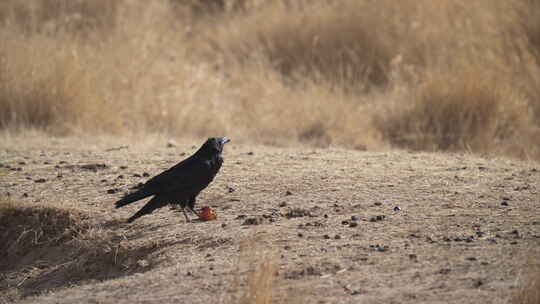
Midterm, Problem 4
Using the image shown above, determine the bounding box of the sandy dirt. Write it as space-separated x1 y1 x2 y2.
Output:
1 135 540 304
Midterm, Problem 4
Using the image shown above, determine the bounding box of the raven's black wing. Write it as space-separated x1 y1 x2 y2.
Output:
115 155 214 208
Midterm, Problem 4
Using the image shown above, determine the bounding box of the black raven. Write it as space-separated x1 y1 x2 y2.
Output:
115 137 230 223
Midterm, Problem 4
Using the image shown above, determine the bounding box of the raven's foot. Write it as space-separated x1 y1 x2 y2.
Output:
188 207 199 216
182 208 191 223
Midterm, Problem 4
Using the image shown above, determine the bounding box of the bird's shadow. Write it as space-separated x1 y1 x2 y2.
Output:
189 218 212 223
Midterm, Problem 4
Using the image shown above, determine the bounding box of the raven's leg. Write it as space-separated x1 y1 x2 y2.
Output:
180 196 197 222
187 196 198 216
182 208 191 222
126 196 167 223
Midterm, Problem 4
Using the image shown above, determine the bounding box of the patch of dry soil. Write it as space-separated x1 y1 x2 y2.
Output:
1 135 539 303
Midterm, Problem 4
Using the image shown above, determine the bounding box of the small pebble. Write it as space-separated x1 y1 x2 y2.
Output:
370 215 385 222
242 217 263 225
473 280 484 288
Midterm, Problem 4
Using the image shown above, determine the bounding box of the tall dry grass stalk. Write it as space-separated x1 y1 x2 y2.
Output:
2 0 540 159
513 252 540 304
233 237 278 304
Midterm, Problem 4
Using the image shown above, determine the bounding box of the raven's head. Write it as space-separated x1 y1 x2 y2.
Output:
198 137 231 158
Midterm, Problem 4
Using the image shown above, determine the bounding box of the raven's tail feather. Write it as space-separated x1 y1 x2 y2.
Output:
125 196 168 223
115 189 153 208
126 213 140 223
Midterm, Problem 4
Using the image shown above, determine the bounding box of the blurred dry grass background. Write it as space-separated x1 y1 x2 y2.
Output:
2 0 540 159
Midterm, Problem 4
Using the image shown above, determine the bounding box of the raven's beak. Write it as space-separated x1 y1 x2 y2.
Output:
221 137 231 144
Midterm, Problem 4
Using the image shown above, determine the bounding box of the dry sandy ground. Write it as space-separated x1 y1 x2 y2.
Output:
1 134 540 304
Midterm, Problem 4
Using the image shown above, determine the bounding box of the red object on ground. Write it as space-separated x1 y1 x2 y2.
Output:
198 206 217 221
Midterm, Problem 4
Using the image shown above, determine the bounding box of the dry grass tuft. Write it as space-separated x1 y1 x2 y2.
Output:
232 236 308 304
377 67 540 158
517 0 540 63
0 0 118 36
0 198 159 302
233 237 278 304
239 254 276 304
170 0 253 16
513 252 540 304
0 33 117 134
0 198 89 262
209 1 393 92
